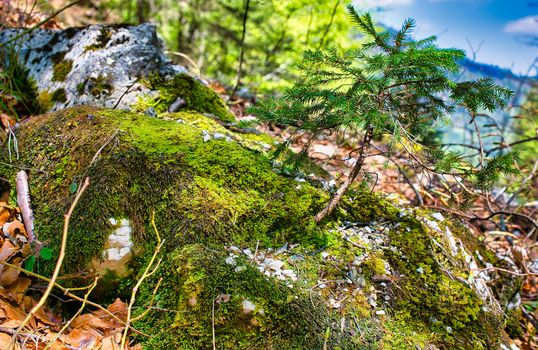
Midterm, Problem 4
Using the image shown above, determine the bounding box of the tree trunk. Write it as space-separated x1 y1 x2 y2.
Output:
314 125 374 223
230 0 251 98
136 0 149 24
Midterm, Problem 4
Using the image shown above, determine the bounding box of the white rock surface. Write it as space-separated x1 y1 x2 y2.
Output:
242 300 256 313
0 24 187 111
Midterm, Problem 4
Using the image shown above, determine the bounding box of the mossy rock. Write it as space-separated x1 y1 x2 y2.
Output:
134 73 235 123
135 244 355 349
0 106 325 277
0 107 513 348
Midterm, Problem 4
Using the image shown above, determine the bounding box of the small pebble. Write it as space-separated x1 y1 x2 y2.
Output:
213 132 226 140
242 300 256 314
268 260 284 271
431 212 445 222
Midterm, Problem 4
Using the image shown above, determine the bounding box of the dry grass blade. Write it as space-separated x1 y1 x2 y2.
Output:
43 276 99 350
120 211 164 350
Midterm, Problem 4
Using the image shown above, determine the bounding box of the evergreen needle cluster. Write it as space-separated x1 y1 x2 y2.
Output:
251 4 517 222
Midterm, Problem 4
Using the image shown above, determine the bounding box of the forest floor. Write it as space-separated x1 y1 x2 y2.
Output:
0 1 537 349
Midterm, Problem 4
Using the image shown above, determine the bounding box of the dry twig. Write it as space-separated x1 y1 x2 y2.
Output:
9 177 90 349
120 211 164 349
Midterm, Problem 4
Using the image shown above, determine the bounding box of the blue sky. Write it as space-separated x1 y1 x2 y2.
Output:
353 0 537 76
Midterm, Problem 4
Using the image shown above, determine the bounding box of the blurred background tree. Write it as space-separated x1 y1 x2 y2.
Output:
104 0 356 92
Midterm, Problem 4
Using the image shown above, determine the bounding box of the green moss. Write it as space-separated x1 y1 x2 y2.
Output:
504 309 524 340
52 59 73 82
51 88 67 103
135 244 353 349
136 73 235 123
51 51 66 64
75 76 112 97
85 27 112 51
88 75 113 97
362 253 386 277
38 91 53 111
0 105 507 348
329 192 504 349
381 319 437 349
76 81 86 95
386 215 502 349
335 189 400 223
0 107 325 276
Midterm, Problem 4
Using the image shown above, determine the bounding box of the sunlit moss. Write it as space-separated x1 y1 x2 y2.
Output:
135 73 235 122
52 59 73 82
51 88 67 103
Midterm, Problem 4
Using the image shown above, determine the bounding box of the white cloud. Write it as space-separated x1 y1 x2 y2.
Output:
504 16 538 35
354 0 414 9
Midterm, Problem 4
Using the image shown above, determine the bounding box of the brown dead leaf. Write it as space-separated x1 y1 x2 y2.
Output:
0 239 18 264
107 298 128 317
5 220 27 240
0 277 31 304
93 298 128 326
0 206 12 225
0 301 26 328
34 302 62 327
44 332 69 350
20 243 32 257
0 333 12 349
72 313 114 330
0 257 22 287
0 113 15 131
98 335 116 350
64 327 101 348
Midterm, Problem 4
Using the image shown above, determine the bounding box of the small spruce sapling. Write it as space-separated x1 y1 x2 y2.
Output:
251 5 515 223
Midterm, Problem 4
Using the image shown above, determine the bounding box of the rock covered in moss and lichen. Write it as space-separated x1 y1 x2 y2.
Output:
0 24 234 115
0 105 520 348
0 105 320 281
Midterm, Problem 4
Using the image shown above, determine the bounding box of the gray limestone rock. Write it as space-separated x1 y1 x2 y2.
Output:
0 23 187 111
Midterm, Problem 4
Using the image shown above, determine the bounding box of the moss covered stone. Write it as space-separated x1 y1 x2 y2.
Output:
0 106 325 276
0 106 511 347
330 191 507 349
87 75 113 97
85 27 112 51
135 244 354 349
135 73 235 123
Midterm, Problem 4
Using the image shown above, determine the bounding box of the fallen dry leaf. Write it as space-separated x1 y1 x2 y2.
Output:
0 302 26 328
0 239 19 267
64 327 101 348
44 332 69 350
93 298 128 327
72 313 114 330
5 220 27 240
20 243 32 257
0 332 12 349
0 277 31 304
0 206 12 225
99 335 117 350
33 302 62 327
0 257 22 287
0 113 15 131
